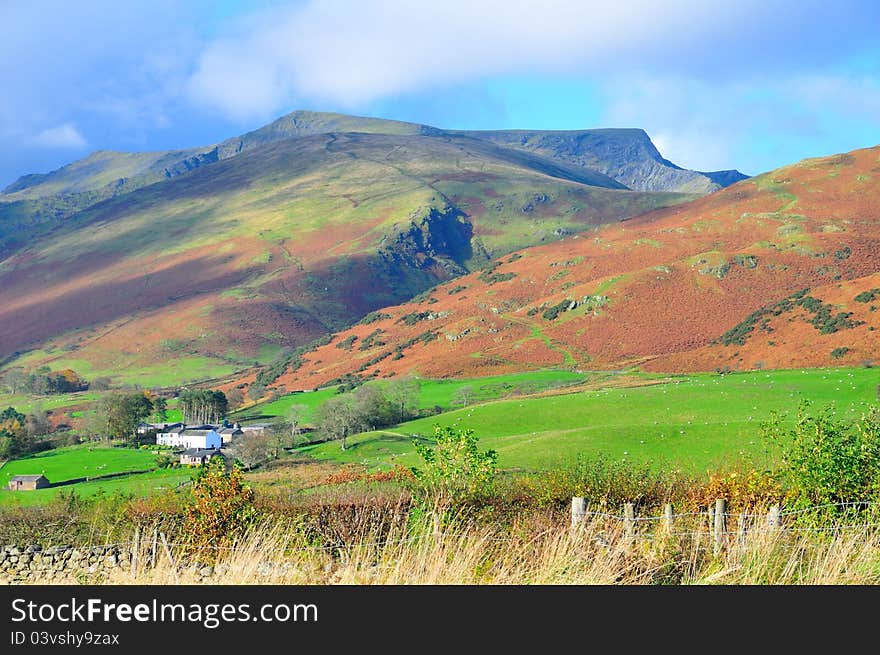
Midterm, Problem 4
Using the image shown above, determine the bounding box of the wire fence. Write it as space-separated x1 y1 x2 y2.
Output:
14 500 880 574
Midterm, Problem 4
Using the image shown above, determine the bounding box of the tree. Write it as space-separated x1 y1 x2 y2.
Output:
25 406 50 438
385 377 421 423
286 404 308 447
268 420 292 458
316 394 364 451
233 432 270 470
247 383 266 402
1 369 26 394
150 396 168 422
353 383 394 430
0 407 26 457
451 385 474 408
94 392 154 444
178 389 228 424
226 387 245 411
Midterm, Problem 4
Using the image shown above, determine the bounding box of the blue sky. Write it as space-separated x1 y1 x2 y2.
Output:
2 0 879 188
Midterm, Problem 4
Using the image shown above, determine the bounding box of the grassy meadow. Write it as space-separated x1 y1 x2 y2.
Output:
301 367 880 473
0 444 187 508
233 369 593 423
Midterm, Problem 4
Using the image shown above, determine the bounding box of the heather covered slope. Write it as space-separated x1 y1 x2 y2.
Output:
273 146 880 392
0 131 693 384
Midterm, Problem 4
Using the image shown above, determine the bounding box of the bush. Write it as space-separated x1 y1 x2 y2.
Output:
411 425 497 501
520 455 691 509
182 457 256 559
831 347 850 359
685 468 783 513
762 402 880 510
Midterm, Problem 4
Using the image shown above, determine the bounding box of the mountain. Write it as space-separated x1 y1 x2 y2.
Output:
0 111 745 256
0 120 700 385
266 146 880 393
456 128 748 193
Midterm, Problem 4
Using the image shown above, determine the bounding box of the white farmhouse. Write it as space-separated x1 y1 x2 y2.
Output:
157 424 222 450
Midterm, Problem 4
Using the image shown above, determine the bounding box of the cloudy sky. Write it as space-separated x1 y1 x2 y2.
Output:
2 0 879 187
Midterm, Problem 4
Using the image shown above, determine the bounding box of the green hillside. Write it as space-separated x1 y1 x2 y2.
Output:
302 367 880 473
0 127 695 385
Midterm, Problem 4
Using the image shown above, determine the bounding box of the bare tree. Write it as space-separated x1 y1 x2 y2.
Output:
226 387 245 411
25 404 50 438
1 369 26 394
286 404 308 446
451 385 474 408
232 432 270 470
316 394 364 451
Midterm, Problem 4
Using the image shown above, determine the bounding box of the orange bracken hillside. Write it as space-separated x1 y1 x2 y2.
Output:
272 146 880 392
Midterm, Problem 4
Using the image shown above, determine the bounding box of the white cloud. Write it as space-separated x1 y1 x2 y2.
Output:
31 124 88 150
185 0 791 120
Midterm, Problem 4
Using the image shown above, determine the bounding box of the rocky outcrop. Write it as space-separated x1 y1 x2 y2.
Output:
460 128 748 193
380 205 475 278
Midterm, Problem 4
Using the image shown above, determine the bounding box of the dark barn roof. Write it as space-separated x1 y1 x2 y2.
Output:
181 448 219 458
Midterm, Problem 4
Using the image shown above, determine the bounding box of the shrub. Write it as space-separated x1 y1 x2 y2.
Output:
411 425 498 501
182 457 256 559
520 455 690 509
831 347 850 359
854 288 880 303
685 468 783 513
762 402 880 510
542 298 573 321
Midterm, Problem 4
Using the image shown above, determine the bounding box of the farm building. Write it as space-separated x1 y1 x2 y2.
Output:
240 424 269 436
137 421 182 436
157 425 222 450
180 449 221 466
218 424 243 445
8 474 50 491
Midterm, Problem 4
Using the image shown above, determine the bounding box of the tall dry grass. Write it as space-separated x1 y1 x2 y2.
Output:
71 508 880 585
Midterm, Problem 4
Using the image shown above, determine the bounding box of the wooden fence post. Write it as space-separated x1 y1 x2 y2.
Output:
664 504 674 533
713 498 727 556
130 526 140 579
623 503 635 538
767 505 781 532
571 497 587 529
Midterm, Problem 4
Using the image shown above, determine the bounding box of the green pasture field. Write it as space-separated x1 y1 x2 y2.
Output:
0 443 192 508
1 444 158 485
0 391 100 416
301 367 880 474
233 369 595 423
0 468 191 508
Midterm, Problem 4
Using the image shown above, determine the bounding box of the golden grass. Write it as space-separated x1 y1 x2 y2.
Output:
59 509 880 586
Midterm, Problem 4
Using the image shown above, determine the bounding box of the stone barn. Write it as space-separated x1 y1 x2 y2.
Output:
8 475 50 491
180 449 221 466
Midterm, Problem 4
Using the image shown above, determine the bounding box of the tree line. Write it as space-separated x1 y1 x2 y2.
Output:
178 389 228 425
1 367 89 395
0 405 52 458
